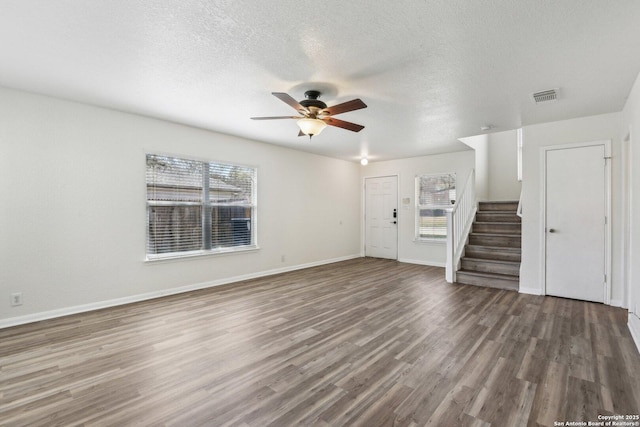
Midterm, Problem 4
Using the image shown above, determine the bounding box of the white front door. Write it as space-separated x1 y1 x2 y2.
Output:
365 176 398 259
545 143 608 303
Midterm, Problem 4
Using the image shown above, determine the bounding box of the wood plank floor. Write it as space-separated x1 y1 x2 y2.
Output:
1 258 639 426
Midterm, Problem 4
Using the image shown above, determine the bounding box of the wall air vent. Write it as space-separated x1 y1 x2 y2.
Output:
532 89 559 104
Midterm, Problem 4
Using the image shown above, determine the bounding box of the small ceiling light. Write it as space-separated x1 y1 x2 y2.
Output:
480 125 493 131
360 158 369 166
297 118 327 139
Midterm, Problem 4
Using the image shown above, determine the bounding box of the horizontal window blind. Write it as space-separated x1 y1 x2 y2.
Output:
146 154 256 258
207 162 255 249
148 205 202 253
417 174 456 206
416 173 456 239
147 155 203 203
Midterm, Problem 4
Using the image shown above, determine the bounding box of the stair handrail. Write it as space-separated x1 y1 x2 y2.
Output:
445 169 477 283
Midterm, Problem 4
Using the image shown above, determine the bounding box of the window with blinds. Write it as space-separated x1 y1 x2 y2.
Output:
415 173 456 240
146 154 257 259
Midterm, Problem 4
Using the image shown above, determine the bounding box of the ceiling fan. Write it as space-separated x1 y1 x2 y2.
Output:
251 90 367 138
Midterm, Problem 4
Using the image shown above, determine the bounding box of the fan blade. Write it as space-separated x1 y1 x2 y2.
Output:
323 98 367 116
323 117 364 132
250 116 300 120
272 92 306 112
298 130 305 137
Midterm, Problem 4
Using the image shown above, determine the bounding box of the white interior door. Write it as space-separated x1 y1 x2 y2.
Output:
545 144 607 303
365 176 398 259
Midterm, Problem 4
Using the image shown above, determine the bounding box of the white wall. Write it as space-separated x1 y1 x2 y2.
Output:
460 130 521 202
622 71 640 347
519 112 624 303
360 150 475 266
487 130 521 201
459 135 489 201
0 87 362 326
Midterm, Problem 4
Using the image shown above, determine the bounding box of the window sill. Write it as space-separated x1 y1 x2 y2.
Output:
413 238 447 244
145 245 260 263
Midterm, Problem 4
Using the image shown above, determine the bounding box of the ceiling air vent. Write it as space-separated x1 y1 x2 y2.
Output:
532 89 559 104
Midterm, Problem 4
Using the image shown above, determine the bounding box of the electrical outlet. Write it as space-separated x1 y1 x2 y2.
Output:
11 292 23 307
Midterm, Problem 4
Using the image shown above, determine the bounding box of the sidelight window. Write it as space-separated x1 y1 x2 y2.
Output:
415 173 456 240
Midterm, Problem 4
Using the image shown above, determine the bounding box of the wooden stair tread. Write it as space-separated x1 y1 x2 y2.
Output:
460 256 520 277
469 233 521 249
465 245 522 262
456 270 519 280
473 222 522 235
473 221 522 226
477 201 519 212
466 244 521 252
477 212 518 216
478 202 518 207
455 270 519 291
462 257 520 267
469 232 521 237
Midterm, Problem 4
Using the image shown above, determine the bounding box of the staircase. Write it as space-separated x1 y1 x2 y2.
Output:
455 201 521 291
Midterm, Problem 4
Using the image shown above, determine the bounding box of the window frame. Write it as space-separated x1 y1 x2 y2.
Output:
414 172 456 242
145 153 258 262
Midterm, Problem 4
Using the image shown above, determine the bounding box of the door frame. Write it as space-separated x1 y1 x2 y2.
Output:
622 127 633 310
362 174 400 259
540 140 612 304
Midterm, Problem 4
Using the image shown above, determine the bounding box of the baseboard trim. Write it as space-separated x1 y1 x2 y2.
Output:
629 313 640 354
519 286 543 296
398 258 445 268
0 254 362 329
609 299 623 308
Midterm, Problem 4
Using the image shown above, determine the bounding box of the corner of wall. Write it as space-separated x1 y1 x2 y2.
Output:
628 313 640 353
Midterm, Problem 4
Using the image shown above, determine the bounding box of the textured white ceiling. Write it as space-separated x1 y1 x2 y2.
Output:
1 1 639 162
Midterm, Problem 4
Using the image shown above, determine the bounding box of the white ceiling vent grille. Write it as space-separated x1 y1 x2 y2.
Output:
532 89 559 104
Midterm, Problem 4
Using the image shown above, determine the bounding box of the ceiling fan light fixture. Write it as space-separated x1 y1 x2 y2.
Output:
252 91 366 137
297 118 327 137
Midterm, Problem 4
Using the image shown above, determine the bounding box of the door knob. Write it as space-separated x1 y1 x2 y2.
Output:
548 228 556 233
